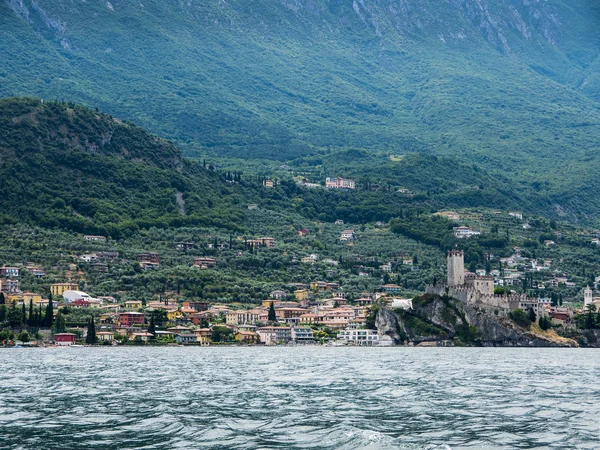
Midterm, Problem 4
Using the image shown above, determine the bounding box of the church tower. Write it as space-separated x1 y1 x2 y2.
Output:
584 285 593 307
447 249 465 287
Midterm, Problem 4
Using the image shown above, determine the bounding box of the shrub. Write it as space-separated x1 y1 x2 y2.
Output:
509 309 531 328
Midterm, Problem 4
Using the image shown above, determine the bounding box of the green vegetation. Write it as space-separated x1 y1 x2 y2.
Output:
3 1 600 220
0 98 246 237
509 309 532 328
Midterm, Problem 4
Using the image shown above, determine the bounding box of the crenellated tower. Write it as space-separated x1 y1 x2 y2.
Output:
447 249 465 287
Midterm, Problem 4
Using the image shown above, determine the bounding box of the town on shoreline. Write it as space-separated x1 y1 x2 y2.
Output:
2 240 598 348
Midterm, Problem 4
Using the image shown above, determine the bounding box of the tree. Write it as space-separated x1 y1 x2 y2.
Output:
43 294 54 328
148 315 156 336
17 331 30 343
0 304 6 322
54 312 66 333
211 326 233 343
21 302 27 326
7 302 23 328
509 309 531 328
28 299 34 327
268 301 277 322
85 317 97 344
585 304 596 329
538 316 551 331
528 307 537 323
0 328 14 343
0 292 5 304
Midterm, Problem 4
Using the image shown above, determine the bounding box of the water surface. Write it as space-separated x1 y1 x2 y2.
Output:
1 347 599 449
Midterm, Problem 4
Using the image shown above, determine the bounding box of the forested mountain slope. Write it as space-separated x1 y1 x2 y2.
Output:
2 0 600 219
0 97 247 236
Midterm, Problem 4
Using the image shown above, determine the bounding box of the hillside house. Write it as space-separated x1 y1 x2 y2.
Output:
175 242 195 251
0 267 19 278
119 312 145 327
0 279 20 294
340 230 355 241
194 257 217 268
453 226 481 238
326 177 355 189
301 254 319 264
137 252 160 264
247 237 277 248
270 290 287 300
124 300 143 310
84 235 106 242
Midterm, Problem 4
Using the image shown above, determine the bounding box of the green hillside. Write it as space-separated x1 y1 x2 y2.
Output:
0 97 549 236
0 0 600 209
2 0 600 221
0 97 247 237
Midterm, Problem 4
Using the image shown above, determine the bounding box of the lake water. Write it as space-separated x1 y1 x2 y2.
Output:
1 347 599 449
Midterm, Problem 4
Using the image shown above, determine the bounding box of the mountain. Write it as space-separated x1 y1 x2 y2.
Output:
0 97 551 239
2 1 600 219
0 97 247 237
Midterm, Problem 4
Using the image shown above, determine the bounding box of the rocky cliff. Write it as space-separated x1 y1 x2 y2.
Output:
376 294 578 347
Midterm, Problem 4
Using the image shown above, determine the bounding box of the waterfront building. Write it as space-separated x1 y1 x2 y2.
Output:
338 329 380 345
54 333 77 346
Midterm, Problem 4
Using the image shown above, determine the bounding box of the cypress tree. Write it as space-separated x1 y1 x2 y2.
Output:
586 310 594 329
54 312 66 333
0 292 5 304
21 302 27 325
86 317 97 344
0 304 5 322
28 299 33 327
148 315 156 336
528 308 536 323
44 295 54 328
268 301 277 322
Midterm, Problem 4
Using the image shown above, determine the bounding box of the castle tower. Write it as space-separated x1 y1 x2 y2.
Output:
447 249 465 287
584 285 593 307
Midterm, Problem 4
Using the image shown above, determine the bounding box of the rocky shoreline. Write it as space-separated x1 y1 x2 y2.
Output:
375 294 587 348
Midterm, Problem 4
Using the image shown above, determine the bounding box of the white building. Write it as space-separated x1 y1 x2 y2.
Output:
301 254 319 264
291 327 314 343
340 230 355 241
79 254 98 263
391 298 413 310
63 290 95 303
84 235 106 242
338 329 380 345
453 226 481 239
380 263 392 273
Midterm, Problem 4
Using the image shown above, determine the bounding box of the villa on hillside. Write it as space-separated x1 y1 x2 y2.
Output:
326 177 355 189
453 226 481 238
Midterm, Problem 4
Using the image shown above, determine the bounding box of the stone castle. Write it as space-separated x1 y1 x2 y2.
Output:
427 249 544 317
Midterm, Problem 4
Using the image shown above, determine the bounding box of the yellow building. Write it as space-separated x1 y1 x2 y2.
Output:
124 300 143 309
166 309 183 321
50 283 78 296
294 289 309 301
262 299 280 308
8 292 43 304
